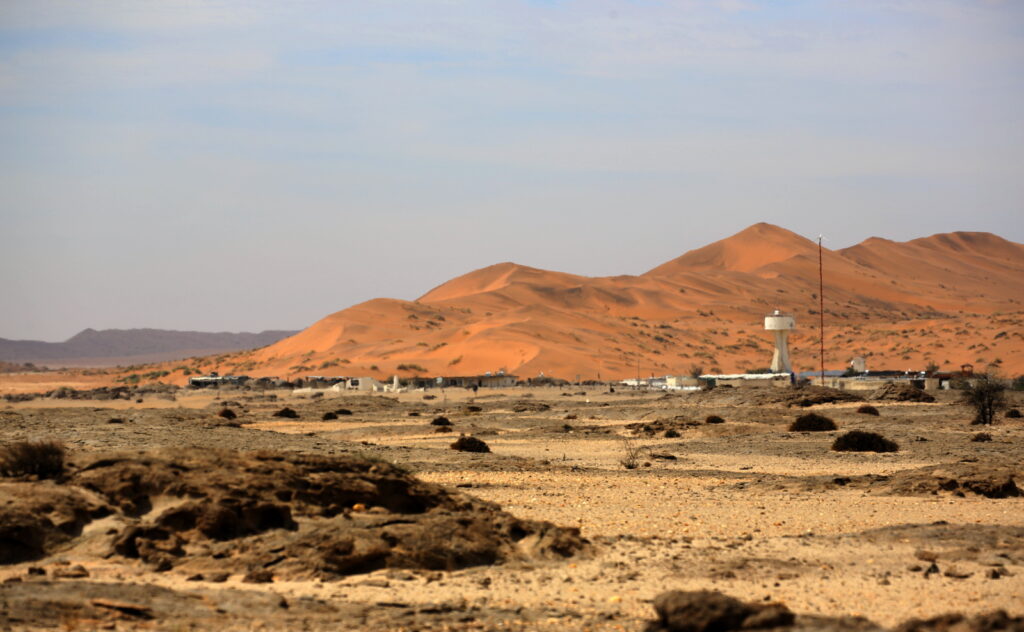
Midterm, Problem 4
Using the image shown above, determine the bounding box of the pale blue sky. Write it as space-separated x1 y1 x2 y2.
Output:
1 0 1022 340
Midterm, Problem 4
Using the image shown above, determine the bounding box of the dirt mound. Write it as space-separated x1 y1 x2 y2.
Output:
627 418 699 436
789 413 837 432
885 462 1021 499
696 386 862 408
867 383 936 403
644 590 1024 632
832 431 898 453
0 482 111 563
511 401 551 413
451 436 490 453
895 611 1024 632
0 449 585 579
644 590 794 632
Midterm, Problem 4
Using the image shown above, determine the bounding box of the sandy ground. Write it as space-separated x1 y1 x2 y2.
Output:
1 385 1022 630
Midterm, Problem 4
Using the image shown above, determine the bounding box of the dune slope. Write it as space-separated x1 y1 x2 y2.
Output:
142 224 1024 382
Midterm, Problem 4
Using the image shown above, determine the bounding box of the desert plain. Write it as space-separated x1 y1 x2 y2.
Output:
1 382 1022 631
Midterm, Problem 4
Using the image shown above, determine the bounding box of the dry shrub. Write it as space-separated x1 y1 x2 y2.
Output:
620 437 642 470
217 408 237 420
451 436 490 453
0 440 65 479
705 415 725 424
962 374 1007 425
465 405 482 413
1006 409 1021 419
664 429 680 438
789 413 837 432
971 432 992 442
435 426 453 433
430 416 452 426
856 404 880 416
335 409 353 416
322 411 338 421
272 407 299 419
832 430 898 453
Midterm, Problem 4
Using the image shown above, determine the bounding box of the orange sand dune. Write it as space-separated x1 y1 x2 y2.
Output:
7 223 1018 393
180 223 1022 382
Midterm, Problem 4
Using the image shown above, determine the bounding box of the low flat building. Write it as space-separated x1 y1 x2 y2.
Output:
439 373 518 388
700 373 791 388
188 373 249 388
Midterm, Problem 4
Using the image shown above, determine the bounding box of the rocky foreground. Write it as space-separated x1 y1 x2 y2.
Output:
0 385 1022 630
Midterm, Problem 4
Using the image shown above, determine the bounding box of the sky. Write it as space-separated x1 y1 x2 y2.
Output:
1 0 1022 341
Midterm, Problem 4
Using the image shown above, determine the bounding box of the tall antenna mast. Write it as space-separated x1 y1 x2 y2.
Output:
818 235 825 385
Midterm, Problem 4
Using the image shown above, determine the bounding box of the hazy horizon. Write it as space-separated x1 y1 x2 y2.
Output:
2 1 1022 341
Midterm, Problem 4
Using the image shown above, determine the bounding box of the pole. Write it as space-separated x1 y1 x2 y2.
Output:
818 235 825 386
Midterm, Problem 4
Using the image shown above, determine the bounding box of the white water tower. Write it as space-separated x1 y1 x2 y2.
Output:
764 310 796 373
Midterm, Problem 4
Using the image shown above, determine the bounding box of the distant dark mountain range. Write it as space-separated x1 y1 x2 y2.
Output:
0 328 299 367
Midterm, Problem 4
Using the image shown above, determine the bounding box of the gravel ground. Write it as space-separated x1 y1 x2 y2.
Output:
1 386 1022 630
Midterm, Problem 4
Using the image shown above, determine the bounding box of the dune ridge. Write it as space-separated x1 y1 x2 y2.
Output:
129 224 1024 381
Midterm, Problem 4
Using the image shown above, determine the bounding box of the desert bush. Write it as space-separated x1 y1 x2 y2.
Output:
435 426 453 433
466 405 482 413
971 432 992 442
217 408 237 420
430 416 452 426
564 414 577 420
0 440 65 479
1006 409 1021 419
451 436 490 453
831 431 898 453
789 413 837 432
705 415 725 424
962 374 1007 425
664 429 680 438
620 437 642 470
272 407 299 419
397 364 427 373
856 405 880 416
322 411 338 421
407 411 420 417
335 409 353 416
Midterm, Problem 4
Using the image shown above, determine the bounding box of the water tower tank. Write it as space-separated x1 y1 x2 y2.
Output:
764 310 795 331
764 310 795 374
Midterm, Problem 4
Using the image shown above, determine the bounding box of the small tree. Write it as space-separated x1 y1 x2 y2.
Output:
962 374 1007 425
